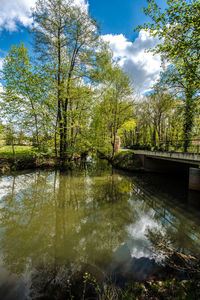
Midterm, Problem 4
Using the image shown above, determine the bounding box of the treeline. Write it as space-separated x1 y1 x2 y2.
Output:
122 87 200 152
0 0 199 163
132 0 200 152
0 0 134 163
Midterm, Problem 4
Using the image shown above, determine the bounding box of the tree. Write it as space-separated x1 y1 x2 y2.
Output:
91 65 134 157
149 88 176 146
1 43 44 147
137 0 200 151
32 0 110 161
5 122 16 162
0 122 5 147
118 119 136 147
158 66 198 150
130 90 181 150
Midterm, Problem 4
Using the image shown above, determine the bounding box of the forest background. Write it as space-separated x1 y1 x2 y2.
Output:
0 0 199 166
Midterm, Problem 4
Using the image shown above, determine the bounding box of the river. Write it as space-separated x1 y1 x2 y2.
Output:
0 160 200 299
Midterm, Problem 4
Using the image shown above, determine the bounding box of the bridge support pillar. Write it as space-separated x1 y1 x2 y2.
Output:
189 168 200 191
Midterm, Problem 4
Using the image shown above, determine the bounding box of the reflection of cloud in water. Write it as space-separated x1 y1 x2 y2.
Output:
126 200 164 259
0 176 14 200
0 173 37 200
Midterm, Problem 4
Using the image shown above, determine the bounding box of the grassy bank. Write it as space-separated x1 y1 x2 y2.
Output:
0 145 34 159
0 147 143 175
0 145 56 174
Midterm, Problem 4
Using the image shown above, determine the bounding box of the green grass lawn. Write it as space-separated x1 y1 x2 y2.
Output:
0 145 35 159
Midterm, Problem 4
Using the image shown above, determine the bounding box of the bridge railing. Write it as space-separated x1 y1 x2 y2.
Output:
160 139 200 154
129 139 200 154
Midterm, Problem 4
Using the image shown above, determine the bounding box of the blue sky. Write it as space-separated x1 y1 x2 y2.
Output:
89 0 167 41
90 0 145 41
0 0 168 94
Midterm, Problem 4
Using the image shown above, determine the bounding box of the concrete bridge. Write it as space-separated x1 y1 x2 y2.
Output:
132 149 200 191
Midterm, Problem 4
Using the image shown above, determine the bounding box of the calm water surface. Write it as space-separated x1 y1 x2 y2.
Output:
0 161 200 299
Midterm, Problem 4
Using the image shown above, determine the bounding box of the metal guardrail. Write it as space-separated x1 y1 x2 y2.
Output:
160 139 200 154
130 139 200 154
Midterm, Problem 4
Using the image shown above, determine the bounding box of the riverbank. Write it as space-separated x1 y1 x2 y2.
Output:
29 248 200 299
111 149 143 172
28 237 200 299
0 146 58 174
0 147 142 175
0 156 58 174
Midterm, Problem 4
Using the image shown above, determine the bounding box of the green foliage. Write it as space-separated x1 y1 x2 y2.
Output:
137 0 200 91
118 119 136 147
32 0 112 160
112 150 142 171
118 120 136 133
136 0 200 150
0 0 199 161
90 65 134 157
0 43 49 146
0 1 116 161
126 89 182 149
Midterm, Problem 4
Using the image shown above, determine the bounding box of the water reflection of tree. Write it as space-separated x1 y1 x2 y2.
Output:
53 170 136 270
0 169 135 278
146 224 200 258
0 171 56 274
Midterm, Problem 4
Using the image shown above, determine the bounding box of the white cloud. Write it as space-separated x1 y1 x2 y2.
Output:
74 0 88 9
102 30 162 94
0 1 160 95
0 57 4 70
0 0 88 32
0 83 3 109
0 0 35 32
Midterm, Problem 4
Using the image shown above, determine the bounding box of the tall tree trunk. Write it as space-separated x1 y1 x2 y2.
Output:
57 26 64 159
70 99 74 147
158 113 161 146
11 137 16 163
152 125 156 147
63 98 68 158
33 112 39 146
54 116 58 157
183 91 195 152
29 97 39 146
112 105 118 158
34 113 39 146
